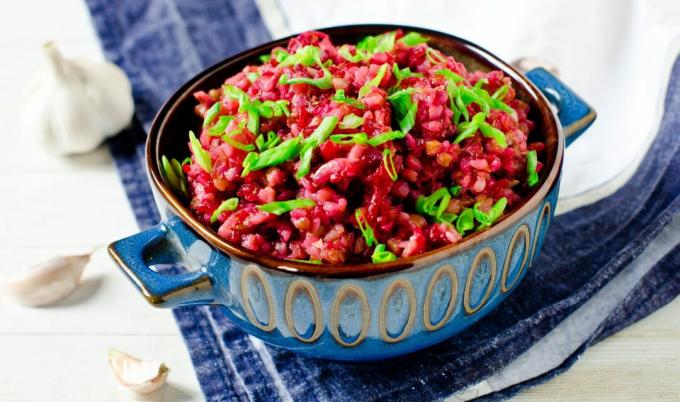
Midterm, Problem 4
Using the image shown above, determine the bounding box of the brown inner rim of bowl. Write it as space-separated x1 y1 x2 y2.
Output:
147 24 563 278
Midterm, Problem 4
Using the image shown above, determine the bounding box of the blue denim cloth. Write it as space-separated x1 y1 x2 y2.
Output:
85 1 680 400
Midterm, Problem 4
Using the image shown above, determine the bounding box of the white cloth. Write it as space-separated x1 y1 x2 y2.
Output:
257 0 680 212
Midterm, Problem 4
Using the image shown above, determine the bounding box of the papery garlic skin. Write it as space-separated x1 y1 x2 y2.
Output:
108 349 170 394
21 42 134 155
1 254 90 306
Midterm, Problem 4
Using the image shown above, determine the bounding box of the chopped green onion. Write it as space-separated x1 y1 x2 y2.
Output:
491 97 515 115
382 148 398 181
398 32 429 47
297 150 314 180
474 78 488 90
256 131 282 151
453 113 485 144
426 48 448 64
256 101 274 119
435 69 465 84
242 136 303 176
260 100 290 117
208 115 234 136
202 102 220 128
415 195 426 215
222 84 248 101
449 85 462 125
339 113 364 129
241 152 257 176
355 209 376 247
278 46 333 89
189 131 212 173
358 64 388 98
453 121 478 144
435 193 451 218
259 54 272 63
279 73 333 89
437 69 466 125
427 188 451 216
392 64 423 90
273 48 290 63
277 100 291 117
372 244 397 264
258 198 316 215
228 93 290 138
279 45 323 68
181 157 191 165
246 104 260 135
357 31 396 54
367 130 406 147
332 89 365 109
436 212 458 224
473 197 508 229
288 258 322 265
246 72 259 83
450 185 462 197
456 208 475 235
255 135 265 151
458 85 490 115
526 150 539 187
492 85 509 100
330 132 369 145
456 91 469 122
455 82 514 117
221 132 255 152
224 119 247 137
223 85 258 135
479 121 508 148
374 31 397 53
161 155 189 198
387 88 417 133
416 187 451 221
338 45 370 63
296 116 339 179
210 197 239 223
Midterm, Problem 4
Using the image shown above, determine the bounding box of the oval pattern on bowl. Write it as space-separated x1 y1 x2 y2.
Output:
423 264 458 331
285 280 324 343
500 224 530 293
379 279 417 343
530 202 552 265
463 247 498 315
241 265 276 331
330 285 370 347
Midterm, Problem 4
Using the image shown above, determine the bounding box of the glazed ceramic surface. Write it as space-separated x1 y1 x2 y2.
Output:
109 25 595 361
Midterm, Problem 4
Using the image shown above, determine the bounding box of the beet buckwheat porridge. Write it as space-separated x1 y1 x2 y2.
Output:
161 30 544 265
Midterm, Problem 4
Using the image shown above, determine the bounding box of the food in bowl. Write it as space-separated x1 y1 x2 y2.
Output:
161 30 544 265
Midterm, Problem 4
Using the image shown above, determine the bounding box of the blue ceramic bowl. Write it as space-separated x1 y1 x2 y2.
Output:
109 25 595 361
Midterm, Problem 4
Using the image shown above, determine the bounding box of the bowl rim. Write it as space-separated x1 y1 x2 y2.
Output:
146 23 563 278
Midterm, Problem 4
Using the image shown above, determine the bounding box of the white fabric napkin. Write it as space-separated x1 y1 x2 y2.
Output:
256 0 680 212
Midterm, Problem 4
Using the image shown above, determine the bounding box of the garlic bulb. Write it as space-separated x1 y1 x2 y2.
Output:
1 253 90 306
108 349 169 394
20 42 134 155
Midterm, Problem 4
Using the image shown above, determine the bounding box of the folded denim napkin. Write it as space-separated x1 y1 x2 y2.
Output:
85 0 680 400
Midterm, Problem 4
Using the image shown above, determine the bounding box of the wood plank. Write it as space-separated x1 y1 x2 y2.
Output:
0 248 178 335
0 333 203 402
515 298 680 401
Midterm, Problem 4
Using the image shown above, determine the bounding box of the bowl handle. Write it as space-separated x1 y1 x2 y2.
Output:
525 67 597 147
108 219 219 308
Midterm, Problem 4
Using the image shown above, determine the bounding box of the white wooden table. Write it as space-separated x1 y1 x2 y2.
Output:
0 1 678 401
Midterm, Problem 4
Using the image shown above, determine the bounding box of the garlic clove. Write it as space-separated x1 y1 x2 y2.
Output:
20 42 135 156
2 253 90 307
108 348 170 394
